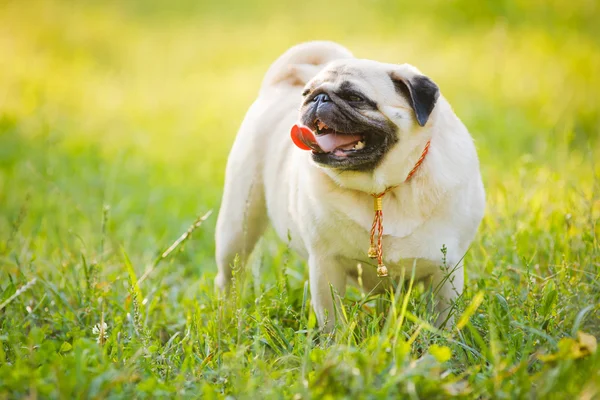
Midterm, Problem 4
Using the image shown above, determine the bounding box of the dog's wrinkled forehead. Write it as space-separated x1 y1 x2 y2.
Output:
306 59 402 103
305 58 440 128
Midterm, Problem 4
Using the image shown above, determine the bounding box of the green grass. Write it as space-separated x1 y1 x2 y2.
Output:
1 0 599 398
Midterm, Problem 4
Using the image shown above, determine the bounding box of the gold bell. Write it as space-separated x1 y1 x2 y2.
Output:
374 196 382 211
376 265 389 277
368 246 377 259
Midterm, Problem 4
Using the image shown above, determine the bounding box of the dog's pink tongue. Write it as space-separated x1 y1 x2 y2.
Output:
291 124 362 153
315 133 363 152
291 124 320 151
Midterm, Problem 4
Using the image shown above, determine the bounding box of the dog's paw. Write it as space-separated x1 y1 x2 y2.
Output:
214 273 230 291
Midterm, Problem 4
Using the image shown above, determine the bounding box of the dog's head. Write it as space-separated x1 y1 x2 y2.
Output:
298 59 439 171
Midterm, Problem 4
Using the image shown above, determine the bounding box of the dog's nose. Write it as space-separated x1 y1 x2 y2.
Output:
313 93 331 104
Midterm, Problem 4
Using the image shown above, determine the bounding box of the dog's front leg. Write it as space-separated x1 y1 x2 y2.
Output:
431 262 464 327
308 255 347 332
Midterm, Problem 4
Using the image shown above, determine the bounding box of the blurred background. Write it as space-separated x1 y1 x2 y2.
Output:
2 3 599 396
1 0 599 276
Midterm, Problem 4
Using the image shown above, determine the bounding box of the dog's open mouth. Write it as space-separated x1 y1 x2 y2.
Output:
293 119 367 157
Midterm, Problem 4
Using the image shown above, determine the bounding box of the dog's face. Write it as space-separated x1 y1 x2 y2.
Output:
299 59 440 171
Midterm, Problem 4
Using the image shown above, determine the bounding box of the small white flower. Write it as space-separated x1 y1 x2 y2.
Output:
92 322 109 343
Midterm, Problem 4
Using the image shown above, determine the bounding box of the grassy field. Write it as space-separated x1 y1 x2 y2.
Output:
1 0 599 398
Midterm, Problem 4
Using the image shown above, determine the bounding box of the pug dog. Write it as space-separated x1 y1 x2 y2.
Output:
215 41 485 331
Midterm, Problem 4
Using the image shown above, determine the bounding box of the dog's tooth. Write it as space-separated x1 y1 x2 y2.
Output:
317 121 326 130
354 140 365 150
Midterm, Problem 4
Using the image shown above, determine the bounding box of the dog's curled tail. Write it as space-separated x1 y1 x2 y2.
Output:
260 41 353 93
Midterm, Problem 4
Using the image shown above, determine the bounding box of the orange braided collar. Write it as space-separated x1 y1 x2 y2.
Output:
368 140 431 277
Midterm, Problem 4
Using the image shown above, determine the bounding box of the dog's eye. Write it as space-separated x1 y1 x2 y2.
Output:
346 94 363 102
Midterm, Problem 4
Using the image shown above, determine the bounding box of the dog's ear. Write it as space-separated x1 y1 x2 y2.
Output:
389 66 440 127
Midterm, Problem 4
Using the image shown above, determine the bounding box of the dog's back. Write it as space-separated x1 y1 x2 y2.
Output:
216 42 351 287
260 41 353 93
